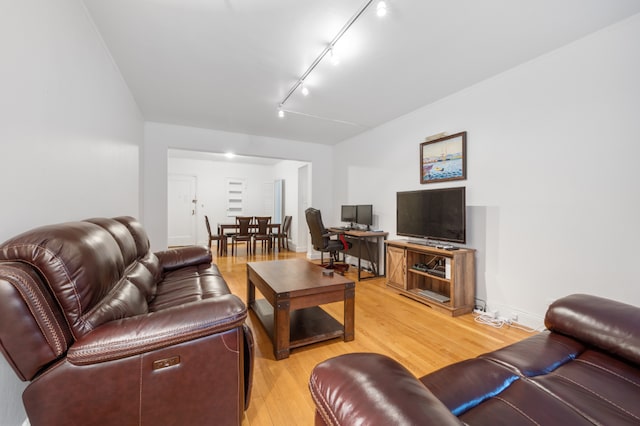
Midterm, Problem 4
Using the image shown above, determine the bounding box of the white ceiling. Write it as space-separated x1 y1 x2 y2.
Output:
83 0 640 145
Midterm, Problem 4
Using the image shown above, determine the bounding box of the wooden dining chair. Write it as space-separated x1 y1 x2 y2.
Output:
232 216 253 256
253 216 272 254
205 215 226 256
273 215 292 251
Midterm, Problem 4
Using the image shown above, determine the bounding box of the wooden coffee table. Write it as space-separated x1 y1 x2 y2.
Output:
247 259 355 360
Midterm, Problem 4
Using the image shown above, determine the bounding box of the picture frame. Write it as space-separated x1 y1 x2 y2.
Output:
420 131 467 184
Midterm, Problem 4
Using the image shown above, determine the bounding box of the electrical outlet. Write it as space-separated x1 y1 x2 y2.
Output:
489 310 499 319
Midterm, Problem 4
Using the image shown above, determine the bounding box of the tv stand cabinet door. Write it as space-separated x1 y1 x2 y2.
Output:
386 245 406 289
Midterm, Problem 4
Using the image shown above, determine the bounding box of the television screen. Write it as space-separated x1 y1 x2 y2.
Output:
356 204 373 226
396 187 465 244
341 205 357 223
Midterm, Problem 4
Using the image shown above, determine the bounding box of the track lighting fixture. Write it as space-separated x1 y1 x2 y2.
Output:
276 0 386 115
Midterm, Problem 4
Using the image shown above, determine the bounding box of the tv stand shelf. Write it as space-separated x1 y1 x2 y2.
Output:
385 240 475 316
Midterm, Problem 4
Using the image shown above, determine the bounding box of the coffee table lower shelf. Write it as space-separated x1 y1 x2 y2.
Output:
250 299 344 351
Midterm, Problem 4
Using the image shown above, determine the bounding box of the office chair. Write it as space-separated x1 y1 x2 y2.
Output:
305 208 352 270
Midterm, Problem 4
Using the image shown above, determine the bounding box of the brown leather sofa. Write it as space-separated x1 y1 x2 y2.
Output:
0 216 253 426
309 294 640 425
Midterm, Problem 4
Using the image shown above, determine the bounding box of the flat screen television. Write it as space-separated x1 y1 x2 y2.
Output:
356 204 373 226
341 205 357 223
396 187 466 244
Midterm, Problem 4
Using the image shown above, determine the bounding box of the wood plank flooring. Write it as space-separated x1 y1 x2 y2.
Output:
212 246 533 425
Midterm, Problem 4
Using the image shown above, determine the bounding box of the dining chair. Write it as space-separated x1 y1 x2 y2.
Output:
253 216 272 254
232 216 253 256
205 215 226 256
273 215 292 251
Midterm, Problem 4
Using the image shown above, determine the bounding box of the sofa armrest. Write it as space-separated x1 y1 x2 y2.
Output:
68 294 246 365
155 245 212 271
309 353 462 426
545 293 640 365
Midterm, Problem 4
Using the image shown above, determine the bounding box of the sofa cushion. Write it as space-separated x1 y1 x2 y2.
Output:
83 278 149 329
529 349 640 425
456 378 596 426
480 331 586 377
419 358 519 416
114 216 152 259
85 218 139 266
150 264 231 311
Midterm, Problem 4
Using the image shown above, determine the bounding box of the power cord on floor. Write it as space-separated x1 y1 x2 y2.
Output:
473 311 508 328
472 311 542 333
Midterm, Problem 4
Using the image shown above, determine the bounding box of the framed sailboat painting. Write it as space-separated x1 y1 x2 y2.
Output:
420 132 467 184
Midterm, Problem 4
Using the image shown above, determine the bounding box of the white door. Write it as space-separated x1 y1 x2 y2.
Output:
168 175 197 246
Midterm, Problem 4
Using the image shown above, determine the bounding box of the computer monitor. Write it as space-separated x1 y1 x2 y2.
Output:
356 204 373 227
341 205 357 224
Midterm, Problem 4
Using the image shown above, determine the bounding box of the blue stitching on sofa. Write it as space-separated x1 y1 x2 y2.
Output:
451 374 520 416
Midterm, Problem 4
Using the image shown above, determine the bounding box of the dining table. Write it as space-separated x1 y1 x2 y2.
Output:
217 222 281 256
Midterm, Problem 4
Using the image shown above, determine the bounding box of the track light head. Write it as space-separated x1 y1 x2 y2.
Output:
376 1 387 17
278 106 285 118
301 83 309 96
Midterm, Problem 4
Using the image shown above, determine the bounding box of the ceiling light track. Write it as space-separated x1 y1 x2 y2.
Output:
278 0 383 115
280 108 369 128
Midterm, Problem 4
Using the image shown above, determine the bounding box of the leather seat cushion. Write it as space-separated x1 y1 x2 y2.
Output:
150 264 231 311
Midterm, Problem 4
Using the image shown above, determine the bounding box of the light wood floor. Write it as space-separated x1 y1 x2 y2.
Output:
212 245 533 425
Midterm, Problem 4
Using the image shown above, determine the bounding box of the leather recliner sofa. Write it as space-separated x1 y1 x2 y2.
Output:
309 294 640 425
0 216 253 426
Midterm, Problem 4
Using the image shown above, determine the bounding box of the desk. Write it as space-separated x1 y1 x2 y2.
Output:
217 223 281 256
330 228 388 281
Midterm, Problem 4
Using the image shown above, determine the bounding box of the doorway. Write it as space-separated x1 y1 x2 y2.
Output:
167 150 311 251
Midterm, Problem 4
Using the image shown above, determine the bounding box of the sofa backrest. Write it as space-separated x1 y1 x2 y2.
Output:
545 293 640 366
0 216 161 380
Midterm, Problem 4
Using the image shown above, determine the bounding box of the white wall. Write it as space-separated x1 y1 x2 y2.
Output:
144 122 333 251
0 1 143 424
334 14 640 327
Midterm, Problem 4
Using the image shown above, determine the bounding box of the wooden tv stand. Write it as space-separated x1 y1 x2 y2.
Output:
385 240 475 316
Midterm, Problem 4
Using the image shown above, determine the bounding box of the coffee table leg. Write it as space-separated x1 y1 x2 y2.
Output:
247 272 255 306
274 296 291 360
344 283 355 342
